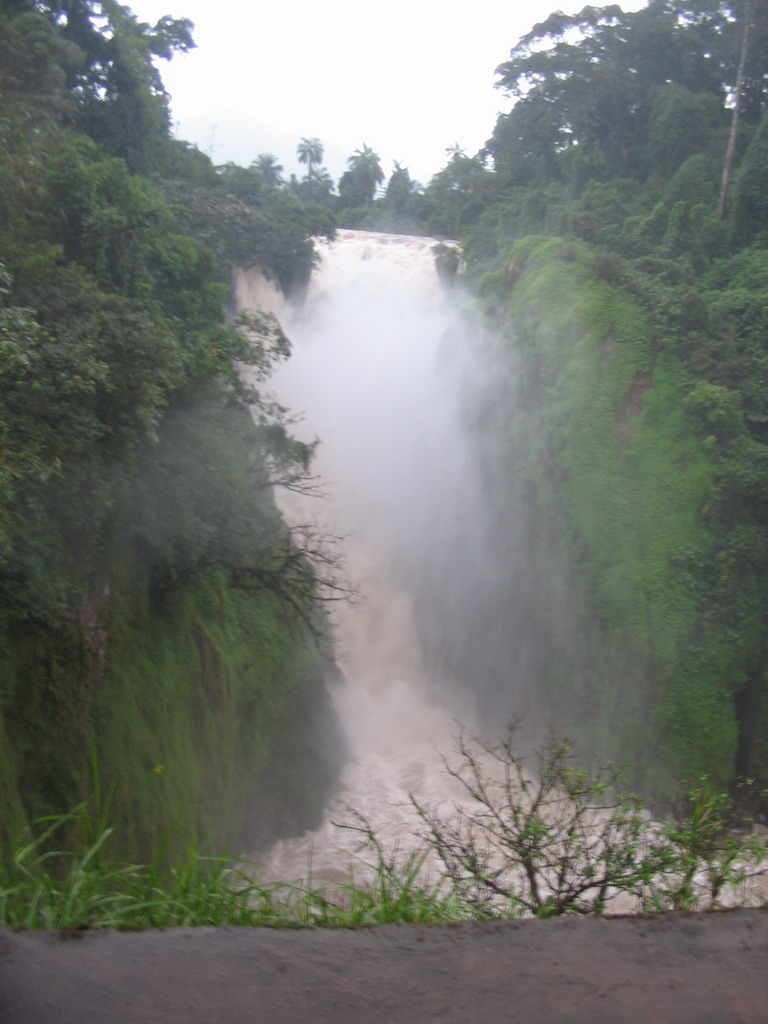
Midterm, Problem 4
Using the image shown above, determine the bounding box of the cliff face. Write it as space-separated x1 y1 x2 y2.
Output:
0 397 343 863
444 235 767 803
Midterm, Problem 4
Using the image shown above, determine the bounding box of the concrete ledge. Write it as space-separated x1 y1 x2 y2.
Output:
2 909 767 1023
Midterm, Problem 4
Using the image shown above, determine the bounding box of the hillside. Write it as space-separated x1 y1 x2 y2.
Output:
0 0 341 861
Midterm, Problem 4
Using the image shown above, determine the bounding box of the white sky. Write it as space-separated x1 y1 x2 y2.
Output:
127 0 646 186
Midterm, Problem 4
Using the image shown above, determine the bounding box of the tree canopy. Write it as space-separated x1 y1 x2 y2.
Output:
339 144 385 207
297 137 324 176
0 0 338 622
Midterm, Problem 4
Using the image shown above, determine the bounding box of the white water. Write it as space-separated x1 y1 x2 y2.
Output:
236 230 482 882
235 232 768 911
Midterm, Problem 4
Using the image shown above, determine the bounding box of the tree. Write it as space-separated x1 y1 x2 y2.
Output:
384 161 414 215
492 0 733 184
423 152 496 237
297 137 324 179
494 5 638 177
293 166 335 206
647 83 725 180
0 6 81 125
340 144 384 206
719 0 755 219
215 162 265 205
253 153 284 188
488 95 570 187
29 0 196 173
445 142 467 160
729 106 768 243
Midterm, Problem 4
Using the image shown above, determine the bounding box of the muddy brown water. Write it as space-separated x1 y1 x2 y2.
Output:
2 910 767 1023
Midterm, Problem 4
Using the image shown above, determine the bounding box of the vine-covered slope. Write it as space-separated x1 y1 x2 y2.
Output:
477 236 764 798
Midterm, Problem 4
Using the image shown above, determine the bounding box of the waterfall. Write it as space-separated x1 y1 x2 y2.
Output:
236 233 767 912
236 229 488 881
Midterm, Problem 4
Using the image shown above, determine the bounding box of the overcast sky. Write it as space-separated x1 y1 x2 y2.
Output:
128 0 646 186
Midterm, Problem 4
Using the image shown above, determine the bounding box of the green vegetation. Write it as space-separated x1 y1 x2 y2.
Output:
368 0 768 810
5 0 768 908
0 0 342 864
0 811 460 930
2 733 764 929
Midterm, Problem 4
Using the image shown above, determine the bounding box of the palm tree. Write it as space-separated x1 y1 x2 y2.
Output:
295 167 335 205
297 137 324 179
346 144 384 204
445 142 467 161
252 153 284 188
385 160 413 213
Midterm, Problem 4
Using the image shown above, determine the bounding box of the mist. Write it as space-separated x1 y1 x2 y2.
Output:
236 229 564 877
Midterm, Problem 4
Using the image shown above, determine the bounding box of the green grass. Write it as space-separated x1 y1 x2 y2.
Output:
3 744 765 931
0 810 470 930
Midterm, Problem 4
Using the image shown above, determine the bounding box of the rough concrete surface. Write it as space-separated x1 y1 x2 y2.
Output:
2 909 767 1023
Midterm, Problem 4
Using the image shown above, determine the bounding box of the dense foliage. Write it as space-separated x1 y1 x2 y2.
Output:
396 0 768 807
5 0 768 875
0 0 341 862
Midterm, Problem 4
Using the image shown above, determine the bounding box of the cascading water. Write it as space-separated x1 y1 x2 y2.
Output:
236 230 489 881
236 232 767 912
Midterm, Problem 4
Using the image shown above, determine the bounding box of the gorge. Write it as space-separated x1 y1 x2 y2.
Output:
237 221 768 877
3 0 768 928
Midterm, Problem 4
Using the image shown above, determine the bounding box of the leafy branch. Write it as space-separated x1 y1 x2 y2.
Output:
342 729 767 919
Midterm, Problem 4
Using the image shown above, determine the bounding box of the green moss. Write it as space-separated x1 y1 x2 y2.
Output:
487 236 745 796
0 399 342 865
0 552 340 865
92 570 328 860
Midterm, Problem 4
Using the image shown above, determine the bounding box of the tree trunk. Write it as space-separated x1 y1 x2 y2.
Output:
719 0 754 222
